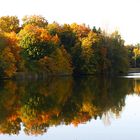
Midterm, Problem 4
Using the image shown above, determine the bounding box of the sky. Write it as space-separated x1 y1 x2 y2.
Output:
0 0 140 44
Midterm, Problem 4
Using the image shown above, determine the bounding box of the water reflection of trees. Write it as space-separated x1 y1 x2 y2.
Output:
0 77 138 135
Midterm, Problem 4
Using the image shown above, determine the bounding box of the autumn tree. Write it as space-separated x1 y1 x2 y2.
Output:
73 31 98 74
22 15 48 28
70 23 90 39
0 32 20 78
132 44 140 67
0 16 129 77
38 47 73 74
19 24 72 74
47 22 61 36
19 24 59 60
0 16 19 33
57 24 77 53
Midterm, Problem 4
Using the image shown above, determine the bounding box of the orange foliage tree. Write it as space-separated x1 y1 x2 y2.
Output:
0 32 20 78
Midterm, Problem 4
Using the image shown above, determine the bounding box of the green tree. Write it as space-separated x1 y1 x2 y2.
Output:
107 31 129 74
58 24 77 53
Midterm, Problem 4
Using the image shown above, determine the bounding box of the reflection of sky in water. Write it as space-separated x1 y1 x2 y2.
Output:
1 95 140 140
124 73 140 78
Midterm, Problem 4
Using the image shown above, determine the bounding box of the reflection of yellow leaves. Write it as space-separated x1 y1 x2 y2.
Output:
72 113 90 127
0 77 133 135
8 114 19 121
134 80 140 95
82 102 98 116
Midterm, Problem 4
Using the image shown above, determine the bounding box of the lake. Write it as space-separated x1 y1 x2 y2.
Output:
0 74 140 140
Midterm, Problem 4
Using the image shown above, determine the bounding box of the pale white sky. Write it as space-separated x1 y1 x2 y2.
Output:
0 0 140 44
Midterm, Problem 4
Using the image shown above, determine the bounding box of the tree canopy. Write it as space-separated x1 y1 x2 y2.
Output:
0 15 130 78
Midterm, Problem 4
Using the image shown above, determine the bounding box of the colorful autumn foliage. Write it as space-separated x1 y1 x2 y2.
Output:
19 25 59 60
0 32 21 78
0 15 129 78
22 15 48 28
0 16 19 33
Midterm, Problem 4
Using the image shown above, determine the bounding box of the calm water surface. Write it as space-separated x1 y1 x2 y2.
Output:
0 74 140 140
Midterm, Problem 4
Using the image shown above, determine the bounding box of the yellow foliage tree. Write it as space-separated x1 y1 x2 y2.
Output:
0 32 20 78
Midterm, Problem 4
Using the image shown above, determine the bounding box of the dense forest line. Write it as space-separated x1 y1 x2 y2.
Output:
0 15 133 78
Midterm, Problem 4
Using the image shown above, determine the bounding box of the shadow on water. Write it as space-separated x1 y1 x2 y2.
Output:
0 76 139 135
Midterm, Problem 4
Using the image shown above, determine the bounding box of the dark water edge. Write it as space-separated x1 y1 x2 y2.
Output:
0 72 72 81
0 71 128 81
